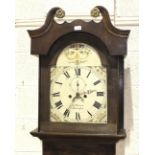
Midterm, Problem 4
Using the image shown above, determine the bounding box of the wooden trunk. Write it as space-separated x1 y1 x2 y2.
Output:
31 129 125 155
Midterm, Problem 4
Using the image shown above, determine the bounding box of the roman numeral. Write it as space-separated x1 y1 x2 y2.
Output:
93 101 102 109
75 112 81 120
52 92 60 97
64 109 70 117
55 101 63 109
97 92 104 96
55 81 62 85
87 110 92 117
64 71 70 78
75 68 81 76
87 70 91 78
93 80 101 85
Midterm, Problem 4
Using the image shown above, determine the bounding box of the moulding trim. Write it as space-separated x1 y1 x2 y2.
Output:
15 15 138 28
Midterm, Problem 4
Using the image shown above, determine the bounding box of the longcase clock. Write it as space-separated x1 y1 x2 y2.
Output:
28 6 130 155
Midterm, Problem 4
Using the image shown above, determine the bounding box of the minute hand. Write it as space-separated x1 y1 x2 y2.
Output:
86 90 96 94
79 90 96 95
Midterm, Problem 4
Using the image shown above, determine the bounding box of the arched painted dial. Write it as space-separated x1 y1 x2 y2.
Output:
50 66 107 123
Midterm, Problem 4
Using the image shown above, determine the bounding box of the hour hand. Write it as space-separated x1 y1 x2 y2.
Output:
82 90 96 95
87 90 96 94
72 93 84 102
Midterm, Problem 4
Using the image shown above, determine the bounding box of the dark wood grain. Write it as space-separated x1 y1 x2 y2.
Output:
31 129 125 155
28 6 129 56
39 32 119 135
28 6 130 155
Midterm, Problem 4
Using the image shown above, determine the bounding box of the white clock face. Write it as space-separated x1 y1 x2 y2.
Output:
49 43 107 124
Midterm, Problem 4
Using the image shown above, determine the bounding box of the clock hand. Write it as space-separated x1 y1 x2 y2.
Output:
67 101 74 111
76 80 80 93
66 93 84 114
66 94 78 112
72 93 84 102
79 90 96 95
86 90 96 94
67 93 80 110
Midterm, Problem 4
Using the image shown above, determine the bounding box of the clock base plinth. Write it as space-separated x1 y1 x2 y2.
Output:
31 129 126 155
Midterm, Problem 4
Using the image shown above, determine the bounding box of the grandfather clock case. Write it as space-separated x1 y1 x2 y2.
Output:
28 6 130 155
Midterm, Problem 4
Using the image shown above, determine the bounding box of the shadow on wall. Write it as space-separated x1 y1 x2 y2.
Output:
116 68 133 155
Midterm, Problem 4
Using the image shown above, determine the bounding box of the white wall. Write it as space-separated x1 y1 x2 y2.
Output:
15 0 139 155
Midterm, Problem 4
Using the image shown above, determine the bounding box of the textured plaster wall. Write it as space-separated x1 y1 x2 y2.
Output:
15 0 139 155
